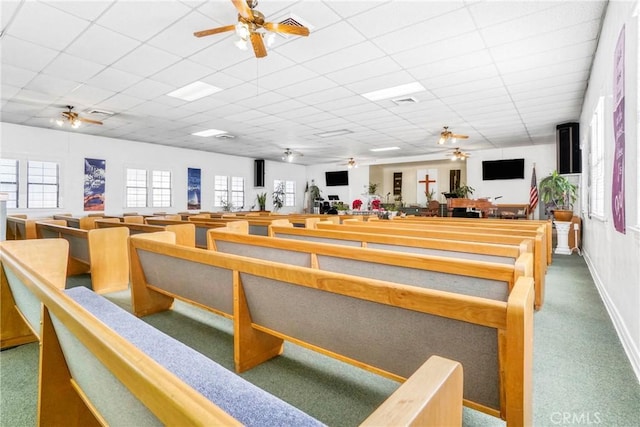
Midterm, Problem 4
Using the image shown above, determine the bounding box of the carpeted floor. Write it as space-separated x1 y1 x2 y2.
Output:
1 253 639 426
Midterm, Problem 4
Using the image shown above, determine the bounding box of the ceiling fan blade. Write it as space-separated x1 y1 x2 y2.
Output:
77 117 103 125
451 134 469 139
232 0 254 21
263 22 309 37
194 25 236 38
250 32 267 58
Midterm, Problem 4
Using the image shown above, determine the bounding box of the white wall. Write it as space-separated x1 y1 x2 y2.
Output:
0 123 307 215
580 0 640 381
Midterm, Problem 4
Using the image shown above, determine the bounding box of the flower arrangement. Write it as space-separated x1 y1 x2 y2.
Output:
352 199 363 210
371 199 381 210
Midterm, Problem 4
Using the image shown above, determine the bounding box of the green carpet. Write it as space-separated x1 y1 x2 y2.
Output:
1 254 639 426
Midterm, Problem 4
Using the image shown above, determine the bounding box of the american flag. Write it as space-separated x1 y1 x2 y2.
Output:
529 165 539 212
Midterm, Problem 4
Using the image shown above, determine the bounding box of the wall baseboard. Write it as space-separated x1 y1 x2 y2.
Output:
583 250 640 384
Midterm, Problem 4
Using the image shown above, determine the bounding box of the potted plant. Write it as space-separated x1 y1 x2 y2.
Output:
272 182 285 212
368 182 378 195
256 192 267 211
454 184 475 199
539 170 577 221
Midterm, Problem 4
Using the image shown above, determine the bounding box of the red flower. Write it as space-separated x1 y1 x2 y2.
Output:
352 199 362 209
371 199 381 210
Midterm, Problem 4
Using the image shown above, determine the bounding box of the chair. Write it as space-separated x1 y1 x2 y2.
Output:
425 200 440 217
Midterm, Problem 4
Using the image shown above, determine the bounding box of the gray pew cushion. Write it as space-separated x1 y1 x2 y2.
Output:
64 286 324 427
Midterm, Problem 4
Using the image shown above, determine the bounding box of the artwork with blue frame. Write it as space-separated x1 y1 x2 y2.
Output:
187 167 201 210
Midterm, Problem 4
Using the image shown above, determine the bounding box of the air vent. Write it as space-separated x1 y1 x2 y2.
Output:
215 134 235 139
275 13 313 38
392 97 419 106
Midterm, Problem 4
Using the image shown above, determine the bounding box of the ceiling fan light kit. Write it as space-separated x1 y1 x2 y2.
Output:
54 106 103 129
194 0 310 58
438 126 468 145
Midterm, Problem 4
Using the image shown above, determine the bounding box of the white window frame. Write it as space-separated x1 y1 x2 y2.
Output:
126 168 148 208
588 96 605 220
0 158 19 208
274 179 296 207
214 175 228 208
231 176 245 210
151 170 172 208
27 161 59 208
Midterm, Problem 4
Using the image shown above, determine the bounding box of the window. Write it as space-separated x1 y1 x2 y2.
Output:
27 161 59 208
588 96 605 219
231 177 244 209
151 170 171 208
126 168 147 208
274 179 296 207
214 175 228 208
0 159 18 208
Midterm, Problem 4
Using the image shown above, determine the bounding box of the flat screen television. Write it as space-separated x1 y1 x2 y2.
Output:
325 170 349 186
482 158 525 180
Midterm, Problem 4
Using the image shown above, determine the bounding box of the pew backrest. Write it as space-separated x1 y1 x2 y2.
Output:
35 222 130 294
129 231 533 425
208 230 533 302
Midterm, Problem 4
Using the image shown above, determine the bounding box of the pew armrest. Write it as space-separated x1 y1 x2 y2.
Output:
362 356 463 426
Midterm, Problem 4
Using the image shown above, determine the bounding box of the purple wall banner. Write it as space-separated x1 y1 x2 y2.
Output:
187 168 201 210
84 158 105 211
612 26 625 234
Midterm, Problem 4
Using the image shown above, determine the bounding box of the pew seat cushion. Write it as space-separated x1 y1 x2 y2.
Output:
64 286 323 427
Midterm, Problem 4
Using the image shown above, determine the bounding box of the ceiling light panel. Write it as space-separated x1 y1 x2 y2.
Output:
361 82 426 101
167 81 223 102
191 128 227 137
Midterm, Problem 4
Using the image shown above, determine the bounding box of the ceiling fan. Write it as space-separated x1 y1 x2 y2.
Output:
438 126 468 144
193 0 310 58
447 147 471 161
282 148 303 162
54 106 103 128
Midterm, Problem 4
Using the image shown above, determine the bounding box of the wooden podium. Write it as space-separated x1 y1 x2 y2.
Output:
446 198 496 218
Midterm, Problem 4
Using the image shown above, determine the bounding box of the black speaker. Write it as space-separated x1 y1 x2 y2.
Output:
556 123 581 174
254 159 265 187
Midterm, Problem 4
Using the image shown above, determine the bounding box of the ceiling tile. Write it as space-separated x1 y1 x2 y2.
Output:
64 24 141 66
0 35 59 72
96 0 191 42
112 44 182 78
6 1 90 50
46 0 115 21
86 67 144 92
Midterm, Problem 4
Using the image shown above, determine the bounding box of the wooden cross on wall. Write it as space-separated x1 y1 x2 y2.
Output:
419 175 437 194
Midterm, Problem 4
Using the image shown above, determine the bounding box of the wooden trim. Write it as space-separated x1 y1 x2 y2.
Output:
361 356 463 426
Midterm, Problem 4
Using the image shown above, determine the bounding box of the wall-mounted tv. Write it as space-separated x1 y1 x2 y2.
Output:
482 158 525 180
325 170 349 186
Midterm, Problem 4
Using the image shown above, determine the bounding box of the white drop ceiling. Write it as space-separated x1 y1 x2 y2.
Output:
0 0 607 165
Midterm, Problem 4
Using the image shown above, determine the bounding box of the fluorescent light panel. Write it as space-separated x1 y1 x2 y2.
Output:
370 146 400 152
167 81 222 102
362 82 425 101
315 129 353 138
192 128 227 137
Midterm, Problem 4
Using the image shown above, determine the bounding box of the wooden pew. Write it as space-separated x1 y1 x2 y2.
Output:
5 217 64 239
52 214 104 230
1 238 464 426
6 214 26 239
373 216 553 265
95 220 196 247
208 228 533 304
35 222 129 294
315 221 547 308
188 216 292 236
129 231 534 425
270 224 545 311
145 217 229 248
